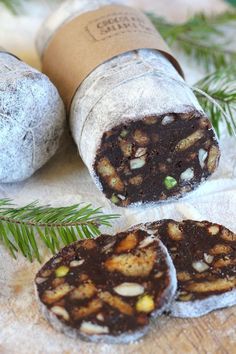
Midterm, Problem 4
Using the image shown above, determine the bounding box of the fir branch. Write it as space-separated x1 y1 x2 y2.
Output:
0 199 119 262
0 0 22 14
148 11 236 70
194 67 236 136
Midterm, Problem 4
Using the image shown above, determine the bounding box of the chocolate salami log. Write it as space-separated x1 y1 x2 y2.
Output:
0 50 65 183
141 220 236 317
35 229 177 344
37 0 220 206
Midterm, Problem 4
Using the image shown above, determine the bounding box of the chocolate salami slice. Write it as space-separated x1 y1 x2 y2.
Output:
142 220 236 317
35 229 177 343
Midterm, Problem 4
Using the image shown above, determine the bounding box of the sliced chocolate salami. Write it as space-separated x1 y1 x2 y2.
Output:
35 229 177 343
95 114 219 207
142 220 236 317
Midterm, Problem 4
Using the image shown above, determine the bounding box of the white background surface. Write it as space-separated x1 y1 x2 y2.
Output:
0 1 235 353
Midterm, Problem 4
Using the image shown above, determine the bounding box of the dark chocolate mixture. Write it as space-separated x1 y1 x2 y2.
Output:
35 230 174 337
153 220 236 301
94 112 219 206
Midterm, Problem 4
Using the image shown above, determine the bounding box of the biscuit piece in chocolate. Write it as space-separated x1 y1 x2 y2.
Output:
35 229 177 343
95 113 219 207
143 220 236 317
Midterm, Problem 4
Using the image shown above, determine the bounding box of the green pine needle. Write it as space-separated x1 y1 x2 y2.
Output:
0 199 119 262
194 67 236 136
148 11 236 71
0 0 22 14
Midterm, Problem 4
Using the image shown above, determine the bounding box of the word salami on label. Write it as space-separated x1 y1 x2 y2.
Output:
42 5 184 110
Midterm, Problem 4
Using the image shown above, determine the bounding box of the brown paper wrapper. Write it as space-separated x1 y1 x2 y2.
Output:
42 5 184 110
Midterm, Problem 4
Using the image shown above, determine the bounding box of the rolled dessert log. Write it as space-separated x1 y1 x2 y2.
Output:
37 0 220 207
139 219 236 317
35 229 177 344
0 49 65 183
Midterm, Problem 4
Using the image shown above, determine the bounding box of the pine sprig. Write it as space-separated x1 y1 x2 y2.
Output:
0 0 22 14
0 199 119 262
194 67 236 136
148 11 236 70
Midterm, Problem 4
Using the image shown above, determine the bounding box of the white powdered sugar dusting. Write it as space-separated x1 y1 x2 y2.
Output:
0 52 66 183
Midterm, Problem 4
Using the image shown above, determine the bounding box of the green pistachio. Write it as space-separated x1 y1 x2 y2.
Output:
164 176 177 190
120 129 129 138
111 194 120 204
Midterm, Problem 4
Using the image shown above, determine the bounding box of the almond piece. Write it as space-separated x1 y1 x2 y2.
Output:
35 277 47 284
162 115 175 125
104 248 156 277
208 225 220 236
114 283 144 297
198 148 208 169
70 259 85 267
138 235 156 248
116 232 138 253
203 253 214 264
52 257 62 265
154 272 164 279
98 291 133 315
96 313 105 321
80 321 109 335
180 168 194 182
40 269 52 278
51 306 70 321
167 222 183 241
135 147 147 158
192 260 209 273
101 239 116 253
130 157 146 170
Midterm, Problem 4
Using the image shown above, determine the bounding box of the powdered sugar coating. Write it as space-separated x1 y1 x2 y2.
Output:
0 52 66 183
37 0 216 205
